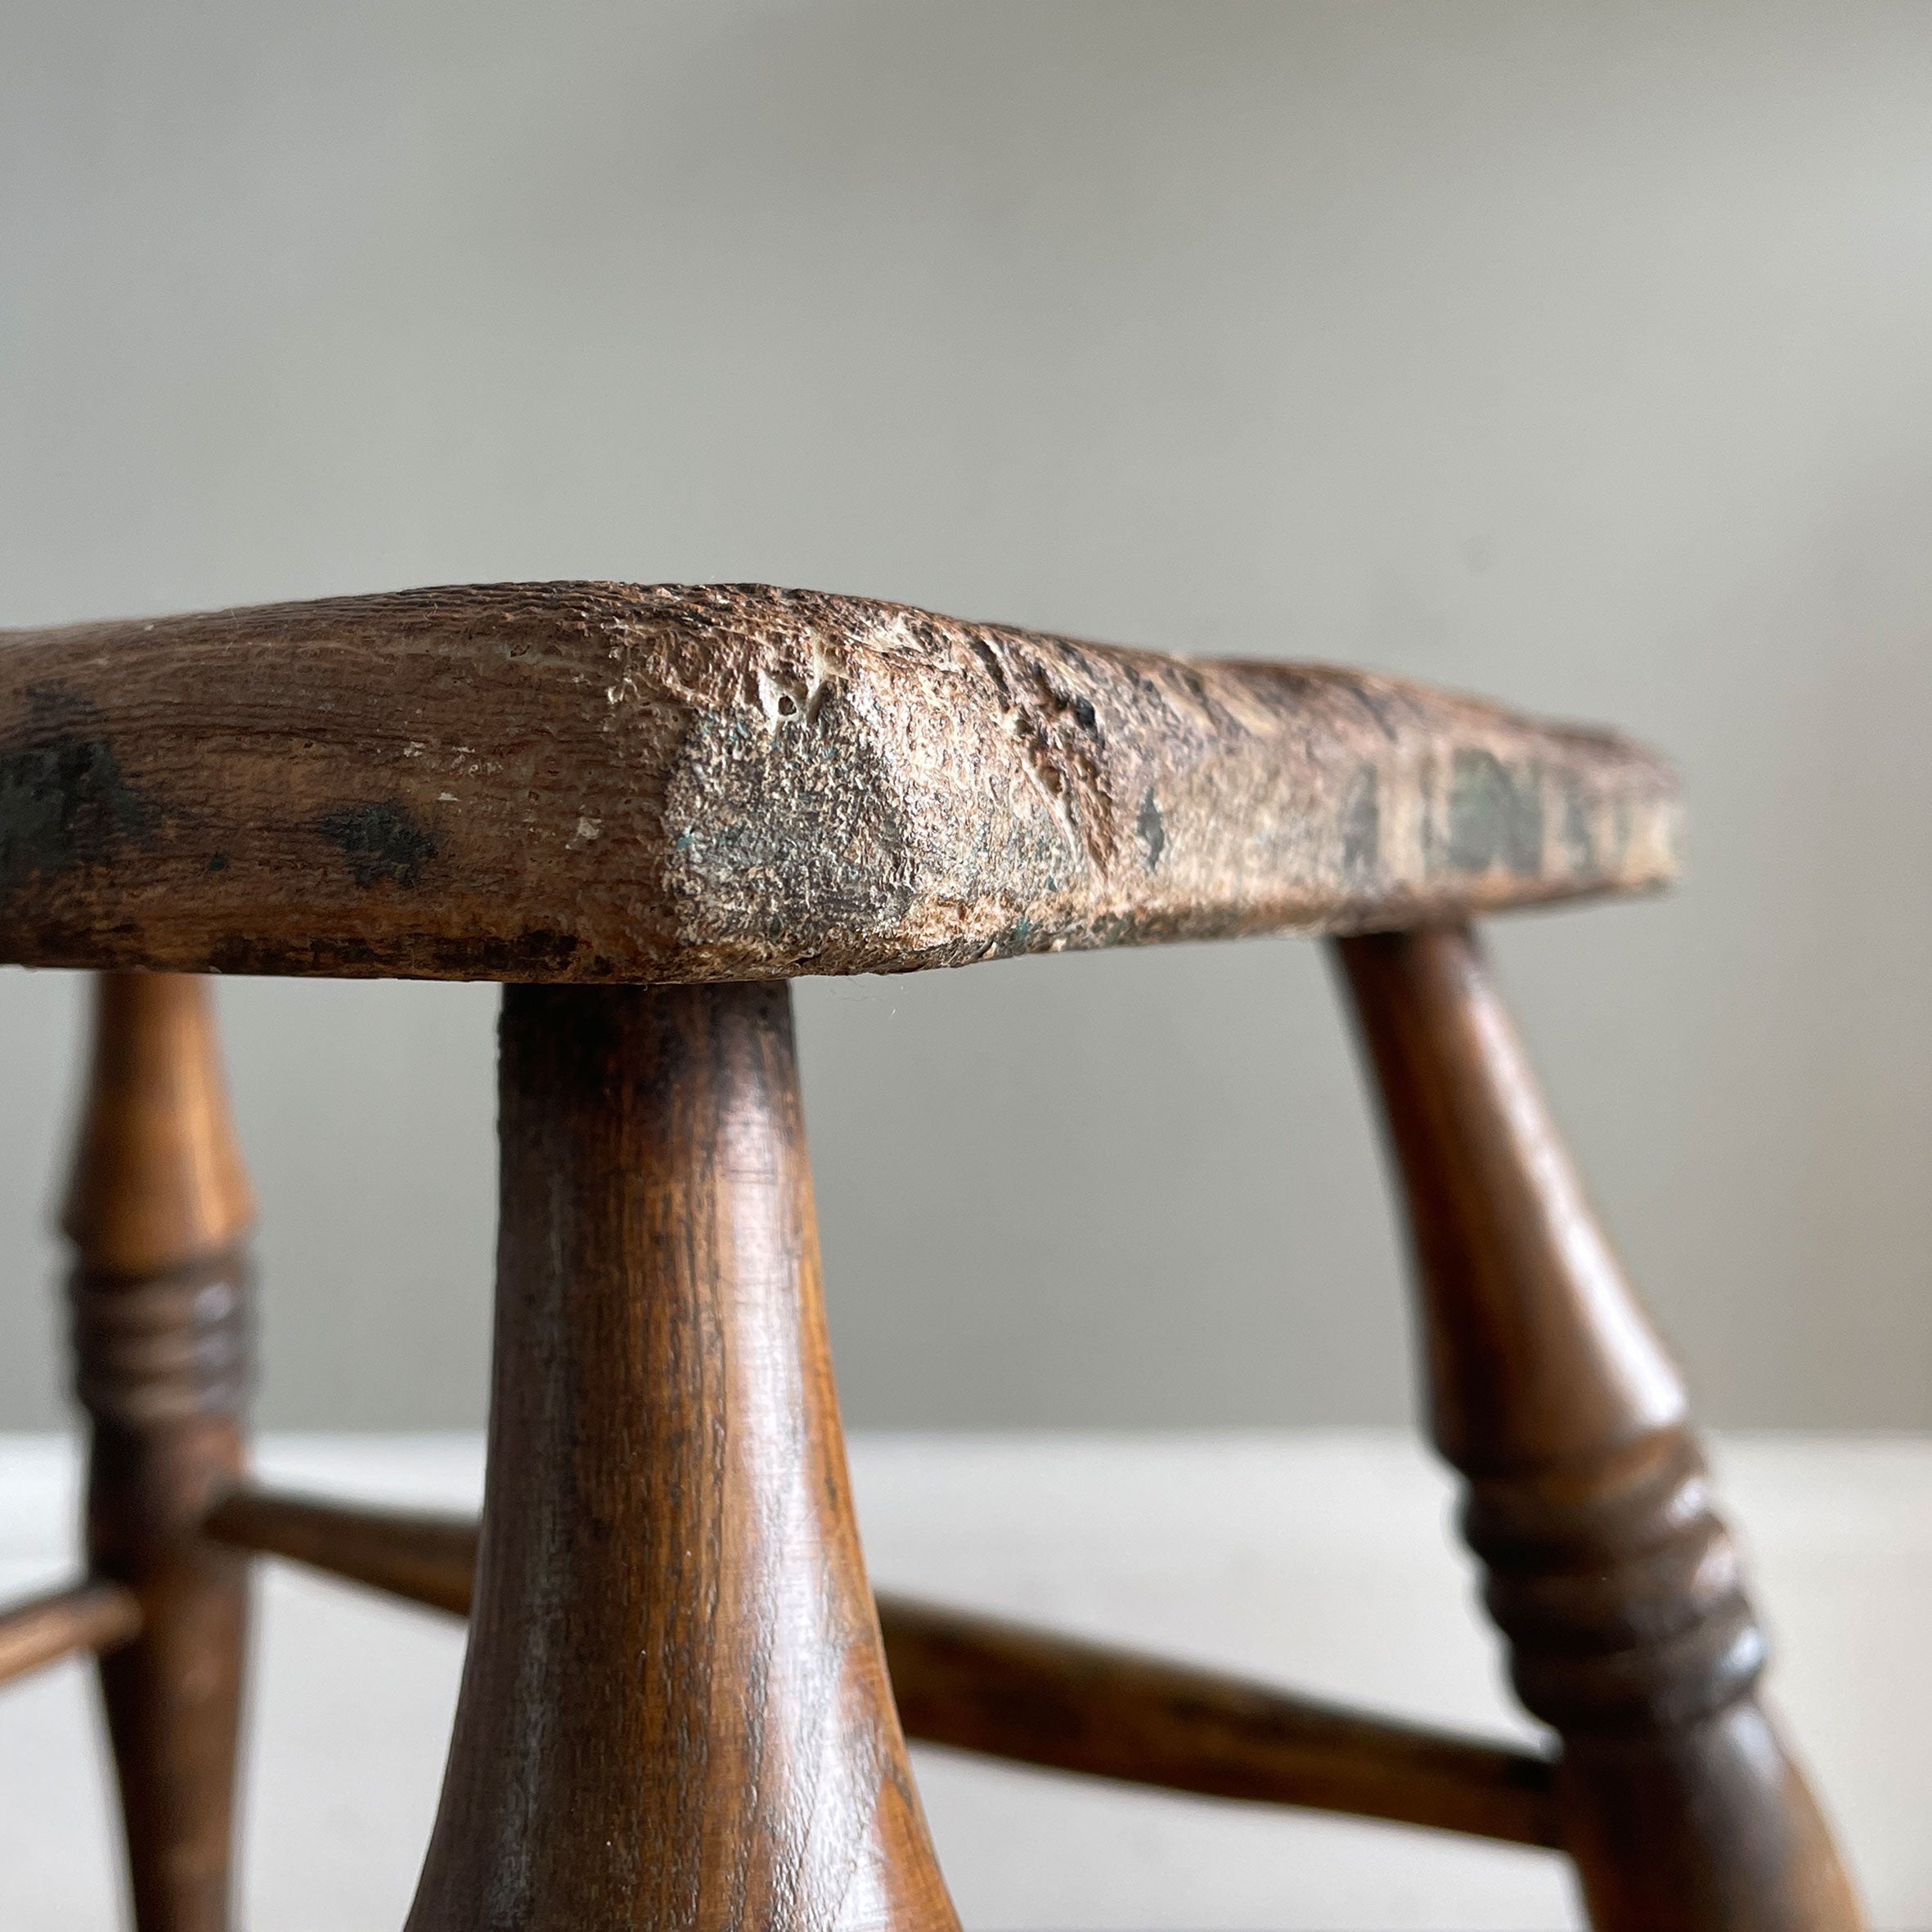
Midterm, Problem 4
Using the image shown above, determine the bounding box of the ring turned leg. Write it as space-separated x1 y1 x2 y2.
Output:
1336 926 1861 1932
61 974 256 1932
405 982 959 1932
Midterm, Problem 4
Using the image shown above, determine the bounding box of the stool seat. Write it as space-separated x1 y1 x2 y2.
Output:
0 582 1678 982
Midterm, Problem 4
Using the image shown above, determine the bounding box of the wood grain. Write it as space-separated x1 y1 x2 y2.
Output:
0 1579 142 1686
405 982 958 1932
0 584 1678 981
191 1489 1560 1849
1337 926 1863 1932
63 973 255 1932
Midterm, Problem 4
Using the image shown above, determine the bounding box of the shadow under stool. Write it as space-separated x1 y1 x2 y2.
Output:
0 583 1862 1931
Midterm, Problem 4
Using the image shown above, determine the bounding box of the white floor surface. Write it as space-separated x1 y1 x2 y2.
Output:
2 1431 1927 1930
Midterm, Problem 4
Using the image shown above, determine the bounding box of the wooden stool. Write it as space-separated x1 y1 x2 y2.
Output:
0 584 1861 1931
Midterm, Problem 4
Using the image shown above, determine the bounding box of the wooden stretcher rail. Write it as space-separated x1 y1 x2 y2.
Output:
878 1593 1559 1848
202 1483 1560 1848
203 1487 474 1617
0 1579 143 1687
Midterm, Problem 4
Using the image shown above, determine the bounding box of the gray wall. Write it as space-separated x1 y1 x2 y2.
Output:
4 2 1930 1432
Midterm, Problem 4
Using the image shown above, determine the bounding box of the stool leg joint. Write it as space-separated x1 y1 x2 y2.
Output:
1336 926 1862 1932
61 973 256 1932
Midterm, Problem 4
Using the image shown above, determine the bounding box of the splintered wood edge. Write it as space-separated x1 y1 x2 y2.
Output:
0 583 1681 980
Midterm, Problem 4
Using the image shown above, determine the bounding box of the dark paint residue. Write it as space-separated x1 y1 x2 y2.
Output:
1341 766 1380 883
317 800 438 888
0 694 153 901
1445 750 1543 877
1135 788 1166 872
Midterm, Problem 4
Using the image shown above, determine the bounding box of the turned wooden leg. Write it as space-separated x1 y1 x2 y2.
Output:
406 982 959 1932
61 974 255 1932
1336 926 1862 1932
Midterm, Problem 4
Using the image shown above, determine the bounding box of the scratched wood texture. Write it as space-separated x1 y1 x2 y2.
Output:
0 583 1678 981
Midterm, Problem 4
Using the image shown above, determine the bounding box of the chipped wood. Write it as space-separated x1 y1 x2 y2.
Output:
0 584 1679 982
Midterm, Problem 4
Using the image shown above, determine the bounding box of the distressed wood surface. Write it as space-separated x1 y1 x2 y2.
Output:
191 1487 1557 1849
63 974 256 1932
405 982 958 1932
0 1579 142 1686
1337 928 1863 1932
0 584 1678 981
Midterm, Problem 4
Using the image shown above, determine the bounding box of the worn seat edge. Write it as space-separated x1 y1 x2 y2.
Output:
0 582 1680 982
